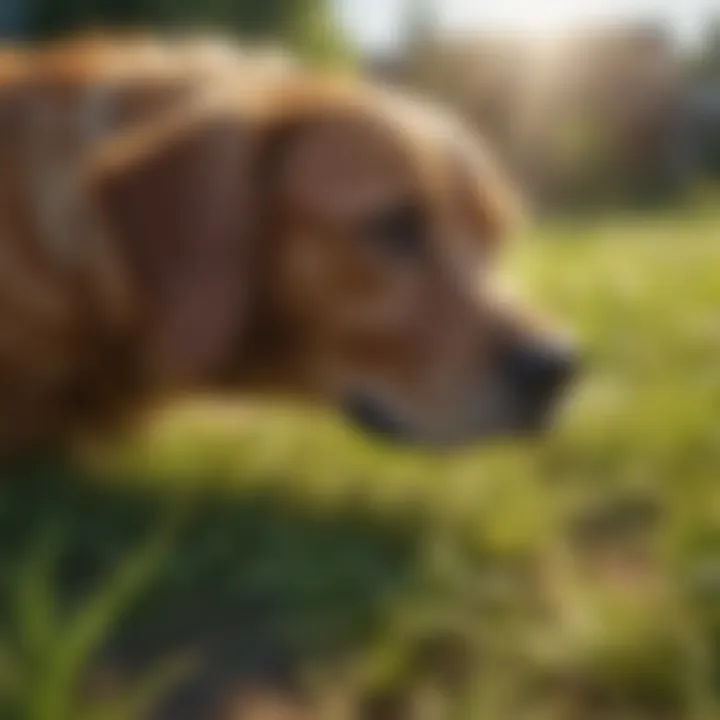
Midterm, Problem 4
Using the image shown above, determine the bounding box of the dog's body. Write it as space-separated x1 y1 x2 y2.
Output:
0 36 575 452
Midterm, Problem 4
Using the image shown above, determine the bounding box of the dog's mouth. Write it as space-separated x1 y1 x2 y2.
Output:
343 394 568 447
343 393 412 443
342 374 577 447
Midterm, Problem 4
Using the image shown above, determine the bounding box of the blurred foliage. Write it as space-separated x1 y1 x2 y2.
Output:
381 17 718 212
26 0 353 65
1 197 719 717
690 15 720 82
0 485 191 720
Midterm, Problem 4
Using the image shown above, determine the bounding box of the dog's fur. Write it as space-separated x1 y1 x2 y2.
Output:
0 35 564 452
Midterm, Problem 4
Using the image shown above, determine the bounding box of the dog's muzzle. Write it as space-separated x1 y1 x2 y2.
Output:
343 337 579 446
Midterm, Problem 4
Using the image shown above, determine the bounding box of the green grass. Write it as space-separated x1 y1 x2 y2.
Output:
1 199 719 718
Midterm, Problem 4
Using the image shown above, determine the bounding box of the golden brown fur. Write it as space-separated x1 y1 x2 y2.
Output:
0 35 569 453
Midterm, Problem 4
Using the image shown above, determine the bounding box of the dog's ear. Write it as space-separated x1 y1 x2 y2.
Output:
89 102 259 386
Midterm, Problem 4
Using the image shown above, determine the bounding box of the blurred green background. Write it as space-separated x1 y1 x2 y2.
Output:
1 1 720 718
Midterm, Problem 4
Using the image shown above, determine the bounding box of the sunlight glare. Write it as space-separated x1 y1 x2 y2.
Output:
443 0 649 35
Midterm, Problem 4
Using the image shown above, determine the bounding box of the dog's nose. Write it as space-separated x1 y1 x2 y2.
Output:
504 338 579 403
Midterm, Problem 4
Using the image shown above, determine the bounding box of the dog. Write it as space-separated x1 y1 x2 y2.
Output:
0 35 577 452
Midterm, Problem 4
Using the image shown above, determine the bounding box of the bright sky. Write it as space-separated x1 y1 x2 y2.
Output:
335 0 720 51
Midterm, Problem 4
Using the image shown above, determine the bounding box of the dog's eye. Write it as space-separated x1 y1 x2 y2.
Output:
363 203 427 260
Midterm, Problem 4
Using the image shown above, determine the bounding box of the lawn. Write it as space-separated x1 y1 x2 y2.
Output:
1 198 719 719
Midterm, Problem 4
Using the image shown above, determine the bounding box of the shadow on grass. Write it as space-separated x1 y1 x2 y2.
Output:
1 440 717 719
0 453 430 719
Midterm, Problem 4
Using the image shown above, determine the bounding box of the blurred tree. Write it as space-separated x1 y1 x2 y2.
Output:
27 0 353 64
285 0 355 67
691 14 720 81
403 0 436 57
687 14 720 179
0 0 28 37
402 0 438 82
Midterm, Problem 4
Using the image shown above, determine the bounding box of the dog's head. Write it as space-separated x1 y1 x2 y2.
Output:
92 75 577 446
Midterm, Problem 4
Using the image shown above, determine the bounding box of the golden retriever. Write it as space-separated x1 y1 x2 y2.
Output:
0 35 576 451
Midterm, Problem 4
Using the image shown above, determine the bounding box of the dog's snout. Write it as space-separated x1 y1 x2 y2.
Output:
504 338 579 402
